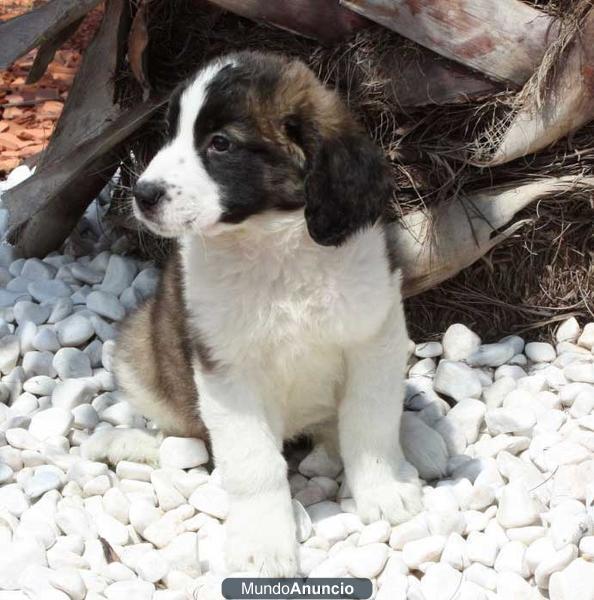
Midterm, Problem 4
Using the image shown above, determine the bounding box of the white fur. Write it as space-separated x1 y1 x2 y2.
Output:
123 60 429 577
135 59 235 238
81 428 161 466
180 213 421 575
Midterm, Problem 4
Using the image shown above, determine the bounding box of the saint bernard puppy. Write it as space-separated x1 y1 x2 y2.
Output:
91 51 445 577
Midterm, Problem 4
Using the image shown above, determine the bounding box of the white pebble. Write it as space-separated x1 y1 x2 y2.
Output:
159 437 209 470
433 360 482 401
525 342 556 362
442 324 481 361
29 407 73 440
86 291 125 321
497 483 539 528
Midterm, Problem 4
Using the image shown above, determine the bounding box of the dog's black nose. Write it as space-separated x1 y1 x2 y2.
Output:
134 182 165 211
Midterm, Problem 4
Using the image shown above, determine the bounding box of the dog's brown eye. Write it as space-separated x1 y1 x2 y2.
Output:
209 135 230 152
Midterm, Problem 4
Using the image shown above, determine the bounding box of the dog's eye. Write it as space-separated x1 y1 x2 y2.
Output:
209 135 230 153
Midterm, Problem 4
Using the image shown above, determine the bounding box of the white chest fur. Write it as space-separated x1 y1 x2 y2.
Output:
180 214 396 434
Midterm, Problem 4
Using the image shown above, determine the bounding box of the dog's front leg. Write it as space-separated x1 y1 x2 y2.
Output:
196 368 298 577
339 288 423 525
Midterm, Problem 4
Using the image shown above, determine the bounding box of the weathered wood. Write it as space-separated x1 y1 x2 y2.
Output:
380 45 503 106
394 176 594 298
473 9 594 166
341 0 558 85
0 0 102 70
26 18 84 84
4 0 164 257
206 0 369 43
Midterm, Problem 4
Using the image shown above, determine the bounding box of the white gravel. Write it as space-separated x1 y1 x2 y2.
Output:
1 166 594 599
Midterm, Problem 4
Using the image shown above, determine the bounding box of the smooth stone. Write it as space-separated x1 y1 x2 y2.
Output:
389 516 430 550
84 316 113 343
120 286 142 312
467 342 515 368
53 348 92 379
71 404 99 430
441 532 470 570
494 366 527 382
463 563 497 591
577 323 594 350
299 445 342 478
101 256 138 296
483 376 517 408
534 543 578 589
0 539 47 589
52 379 97 410
56 315 94 347
493 540 528 577
415 342 443 358
70 264 103 285
29 407 73 441
447 399 486 444
556 317 580 343
409 357 436 377
499 335 525 355
0 484 30 517
13 301 50 326
292 500 313 543
466 531 498 567
104 580 155 600
129 500 162 535
496 571 534 600
420 563 462 600
564 362 594 384
347 543 389 578
32 328 60 352
549 558 594 600
159 437 209 470
578 536 594 559
135 549 168 583
95 512 130 546
21 258 56 280
86 291 125 321
402 535 446 569
400 412 448 480
23 469 63 499
497 483 539 528
442 324 481 361
22 350 56 378
485 406 536 435
188 485 229 519
357 520 391 546
0 290 30 308
48 298 74 324
100 402 136 427
0 335 20 375
433 360 482 401
525 342 556 363
28 280 71 303
569 388 594 418
132 268 159 300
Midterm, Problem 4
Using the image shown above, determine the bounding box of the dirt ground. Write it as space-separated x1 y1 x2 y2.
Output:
0 1 103 174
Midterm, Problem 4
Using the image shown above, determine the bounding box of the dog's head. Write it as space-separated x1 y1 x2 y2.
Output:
134 51 392 245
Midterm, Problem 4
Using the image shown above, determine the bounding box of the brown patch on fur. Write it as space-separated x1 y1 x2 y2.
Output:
115 252 208 439
245 55 358 165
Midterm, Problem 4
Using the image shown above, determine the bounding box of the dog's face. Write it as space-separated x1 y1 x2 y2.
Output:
134 51 392 245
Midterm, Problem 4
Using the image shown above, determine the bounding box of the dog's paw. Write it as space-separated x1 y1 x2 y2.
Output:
225 492 299 577
353 461 423 525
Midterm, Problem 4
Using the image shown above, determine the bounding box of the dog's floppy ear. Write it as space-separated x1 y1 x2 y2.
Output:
303 128 393 246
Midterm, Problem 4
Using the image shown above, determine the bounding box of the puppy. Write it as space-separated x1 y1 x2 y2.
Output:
114 51 423 576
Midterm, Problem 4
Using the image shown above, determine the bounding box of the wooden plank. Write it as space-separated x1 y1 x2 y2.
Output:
474 8 594 165
0 0 102 69
206 0 369 43
3 0 164 257
341 0 558 85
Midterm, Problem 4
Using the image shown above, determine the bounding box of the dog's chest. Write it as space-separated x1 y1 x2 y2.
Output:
181 225 393 367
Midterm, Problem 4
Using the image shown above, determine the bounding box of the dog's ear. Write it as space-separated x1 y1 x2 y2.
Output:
303 129 393 246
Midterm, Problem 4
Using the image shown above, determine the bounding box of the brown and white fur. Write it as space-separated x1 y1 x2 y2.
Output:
86 52 442 576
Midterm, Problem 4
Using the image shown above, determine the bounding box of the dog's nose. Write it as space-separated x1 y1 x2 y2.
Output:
134 182 165 211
